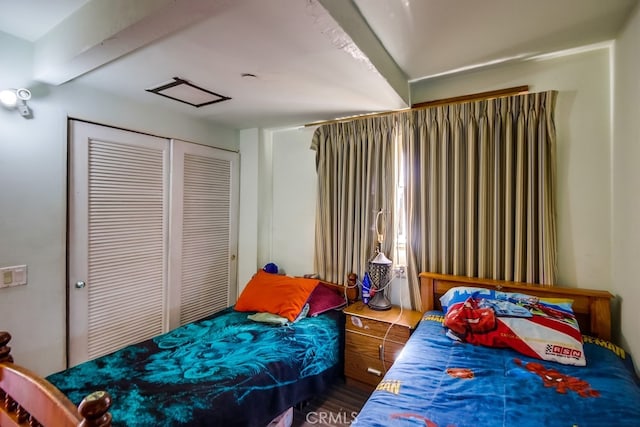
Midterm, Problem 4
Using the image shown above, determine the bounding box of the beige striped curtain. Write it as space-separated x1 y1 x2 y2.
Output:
311 116 395 285
400 91 558 310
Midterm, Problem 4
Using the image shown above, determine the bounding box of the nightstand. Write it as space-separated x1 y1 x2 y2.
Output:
343 301 422 390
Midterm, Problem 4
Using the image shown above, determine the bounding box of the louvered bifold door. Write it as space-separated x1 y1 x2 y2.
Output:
69 121 169 367
168 140 239 329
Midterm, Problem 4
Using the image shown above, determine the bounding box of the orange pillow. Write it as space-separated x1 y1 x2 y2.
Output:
235 270 319 321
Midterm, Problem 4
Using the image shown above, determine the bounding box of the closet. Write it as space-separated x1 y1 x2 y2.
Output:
67 120 238 367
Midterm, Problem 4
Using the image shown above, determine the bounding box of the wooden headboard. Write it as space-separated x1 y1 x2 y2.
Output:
419 272 613 340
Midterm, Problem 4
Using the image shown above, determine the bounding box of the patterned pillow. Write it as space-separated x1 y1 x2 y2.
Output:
440 286 586 366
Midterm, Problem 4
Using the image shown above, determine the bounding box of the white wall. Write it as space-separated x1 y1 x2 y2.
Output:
270 127 318 276
0 32 238 376
612 4 640 366
239 126 318 287
238 129 259 292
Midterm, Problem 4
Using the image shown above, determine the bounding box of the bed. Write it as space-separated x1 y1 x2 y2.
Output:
0 274 357 427
352 272 640 427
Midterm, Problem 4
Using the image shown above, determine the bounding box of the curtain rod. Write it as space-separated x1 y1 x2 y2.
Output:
304 85 529 128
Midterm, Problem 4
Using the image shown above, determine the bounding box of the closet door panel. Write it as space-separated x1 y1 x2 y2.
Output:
168 140 239 328
69 121 169 367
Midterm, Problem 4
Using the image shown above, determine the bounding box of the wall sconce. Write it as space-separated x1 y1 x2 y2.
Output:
0 88 32 118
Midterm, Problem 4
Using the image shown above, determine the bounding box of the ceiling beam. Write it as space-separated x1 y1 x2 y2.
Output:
318 0 410 106
32 0 232 85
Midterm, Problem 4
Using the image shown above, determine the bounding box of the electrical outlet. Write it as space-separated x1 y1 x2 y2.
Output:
0 265 27 288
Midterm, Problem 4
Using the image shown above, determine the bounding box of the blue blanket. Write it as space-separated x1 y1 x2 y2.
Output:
47 307 342 426
353 312 640 427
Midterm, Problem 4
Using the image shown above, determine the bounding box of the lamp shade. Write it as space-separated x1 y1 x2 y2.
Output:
370 251 392 265
367 251 393 310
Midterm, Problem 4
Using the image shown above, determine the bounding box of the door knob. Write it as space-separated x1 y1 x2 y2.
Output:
75 281 86 289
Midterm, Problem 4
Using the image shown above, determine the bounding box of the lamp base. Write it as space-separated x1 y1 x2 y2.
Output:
368 291 392 311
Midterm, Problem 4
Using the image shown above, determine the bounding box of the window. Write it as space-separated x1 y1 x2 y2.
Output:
393 131 407 269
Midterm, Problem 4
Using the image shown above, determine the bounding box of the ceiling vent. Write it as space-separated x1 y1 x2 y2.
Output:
146 77 231 107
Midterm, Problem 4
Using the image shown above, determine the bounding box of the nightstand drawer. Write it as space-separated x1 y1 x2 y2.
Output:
344 351 387 386
342 302 422 389
345 314 411 343
345 330 405 363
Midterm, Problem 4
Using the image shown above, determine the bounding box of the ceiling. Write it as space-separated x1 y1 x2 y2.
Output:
0 0 637 130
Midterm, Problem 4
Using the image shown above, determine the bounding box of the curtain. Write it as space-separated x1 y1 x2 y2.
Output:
401 91 558 310
311 116 395 285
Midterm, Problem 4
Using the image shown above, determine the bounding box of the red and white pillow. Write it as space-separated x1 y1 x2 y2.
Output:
440 286 586 366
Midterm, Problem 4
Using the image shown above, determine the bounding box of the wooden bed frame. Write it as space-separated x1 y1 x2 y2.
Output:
419 272 614 340
0 275 356 427
0 332 112 427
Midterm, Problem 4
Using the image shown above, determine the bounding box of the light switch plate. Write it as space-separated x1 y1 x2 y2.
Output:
0 265 27 288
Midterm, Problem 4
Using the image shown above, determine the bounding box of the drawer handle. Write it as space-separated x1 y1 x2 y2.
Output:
367 367 382 377
379 344 383 360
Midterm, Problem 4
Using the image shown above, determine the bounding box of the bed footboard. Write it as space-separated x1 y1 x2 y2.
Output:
0 331 112 427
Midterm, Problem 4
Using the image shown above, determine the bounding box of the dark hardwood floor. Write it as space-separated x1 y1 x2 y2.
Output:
292 379 372 427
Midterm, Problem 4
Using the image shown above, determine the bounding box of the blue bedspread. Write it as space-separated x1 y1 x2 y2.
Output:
353 312 640 427
47 307 342 427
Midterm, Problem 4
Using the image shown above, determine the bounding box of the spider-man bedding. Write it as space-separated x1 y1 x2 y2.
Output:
47 307 342 427
352 312 640 427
